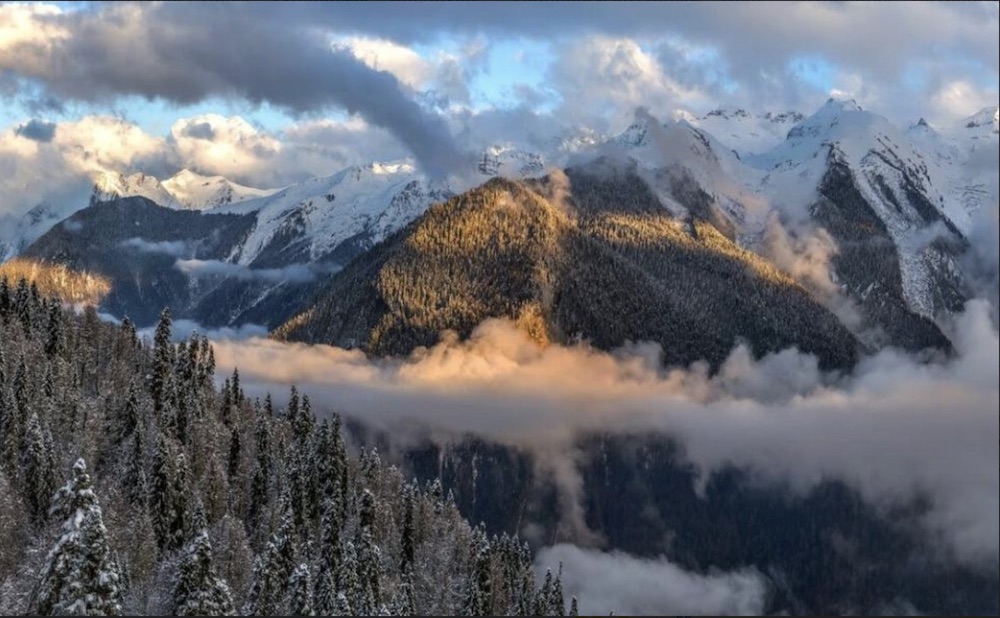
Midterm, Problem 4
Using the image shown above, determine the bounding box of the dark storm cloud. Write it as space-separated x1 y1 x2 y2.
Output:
14 119 57 142
2 2 464 177
265 1 999 76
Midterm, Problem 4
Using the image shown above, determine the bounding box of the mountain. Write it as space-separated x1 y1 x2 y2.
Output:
18 197 292 327
209 161 454 269
91 171 181 209
1 169 277 261
16 147 552 328
609 99 981 353
160 168 274 209
275 171 859 371
92 169 276 210
691 107 806 158
13 101 996 350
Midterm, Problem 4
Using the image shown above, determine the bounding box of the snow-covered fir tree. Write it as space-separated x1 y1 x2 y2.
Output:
172 529 236 616
31 459 123 615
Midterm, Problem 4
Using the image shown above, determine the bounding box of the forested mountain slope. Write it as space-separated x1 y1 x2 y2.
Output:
277 171 860 371
0 278 571 616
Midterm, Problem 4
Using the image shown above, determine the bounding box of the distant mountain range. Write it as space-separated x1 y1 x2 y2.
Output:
8 100 998 365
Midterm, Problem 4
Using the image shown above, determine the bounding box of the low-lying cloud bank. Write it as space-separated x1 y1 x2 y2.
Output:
536 544 767 616
174 258 320 284
212 301 999 570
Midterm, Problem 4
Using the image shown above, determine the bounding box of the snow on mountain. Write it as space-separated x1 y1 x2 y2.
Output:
905 109 998 234
961 105 1000 133
209 161 452 266
475 145 545 178
749 98 969 319
612 111 771 232
1 201 70 260
161 168 275 210
208 146 551 268
92 171 180 208
690 108 806 158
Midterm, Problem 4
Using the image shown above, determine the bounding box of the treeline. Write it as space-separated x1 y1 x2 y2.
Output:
0 275 575 616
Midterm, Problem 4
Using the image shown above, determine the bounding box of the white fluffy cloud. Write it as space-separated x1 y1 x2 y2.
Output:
0 114 166 215
170 114 282 184
551 36 715 130
0 111 415 220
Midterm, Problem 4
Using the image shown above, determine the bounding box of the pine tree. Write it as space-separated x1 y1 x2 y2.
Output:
243 496 297 616
44 298 64 358
463 525 492 616
227 426 241 483
550 563 566 616
569 596 579 616
356 489 382 616
392 571 418 616
150 308 173 417
288 563 314 616
150 434 189 552
400 483 416 573
20 412 58 526
124 423 148 509
173 529 237 616
535 568 554 616
336 541 361 617
330 414 349 522
314 494 343 615
1 357 28 473
32 459 122 615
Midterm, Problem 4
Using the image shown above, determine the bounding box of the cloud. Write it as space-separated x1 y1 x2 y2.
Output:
120 237 191 257
0 2 465 178
962 203 1000 311
212 301 999 568
226 2 997 123
123 316 269 341
536 544 768 616
549 36 713 130
0 114 167 218
174 258 320 284
758 214 863 330
169 115 282 185
14 119 56 142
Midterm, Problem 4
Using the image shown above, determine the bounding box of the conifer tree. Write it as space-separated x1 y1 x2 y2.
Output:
32 459 122 616
288 563 314 616
243 495 297 616
151 308 173 417
44 298 64 358
173 529 237 616
314 495 343 615
336 540 361 617
20 412 58 526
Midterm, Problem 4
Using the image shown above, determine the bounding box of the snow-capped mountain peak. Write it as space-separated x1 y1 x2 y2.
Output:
161 168 275 210
688 107 806 157
92 171 179 208
962 106 999 133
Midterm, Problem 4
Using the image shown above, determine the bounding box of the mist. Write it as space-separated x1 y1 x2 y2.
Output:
212 300 999 570
174 258 320 284
536 544 767 616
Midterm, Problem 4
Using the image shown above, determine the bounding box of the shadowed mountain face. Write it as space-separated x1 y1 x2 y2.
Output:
277 170 860 371
21 196 312 327
389 430 999 617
